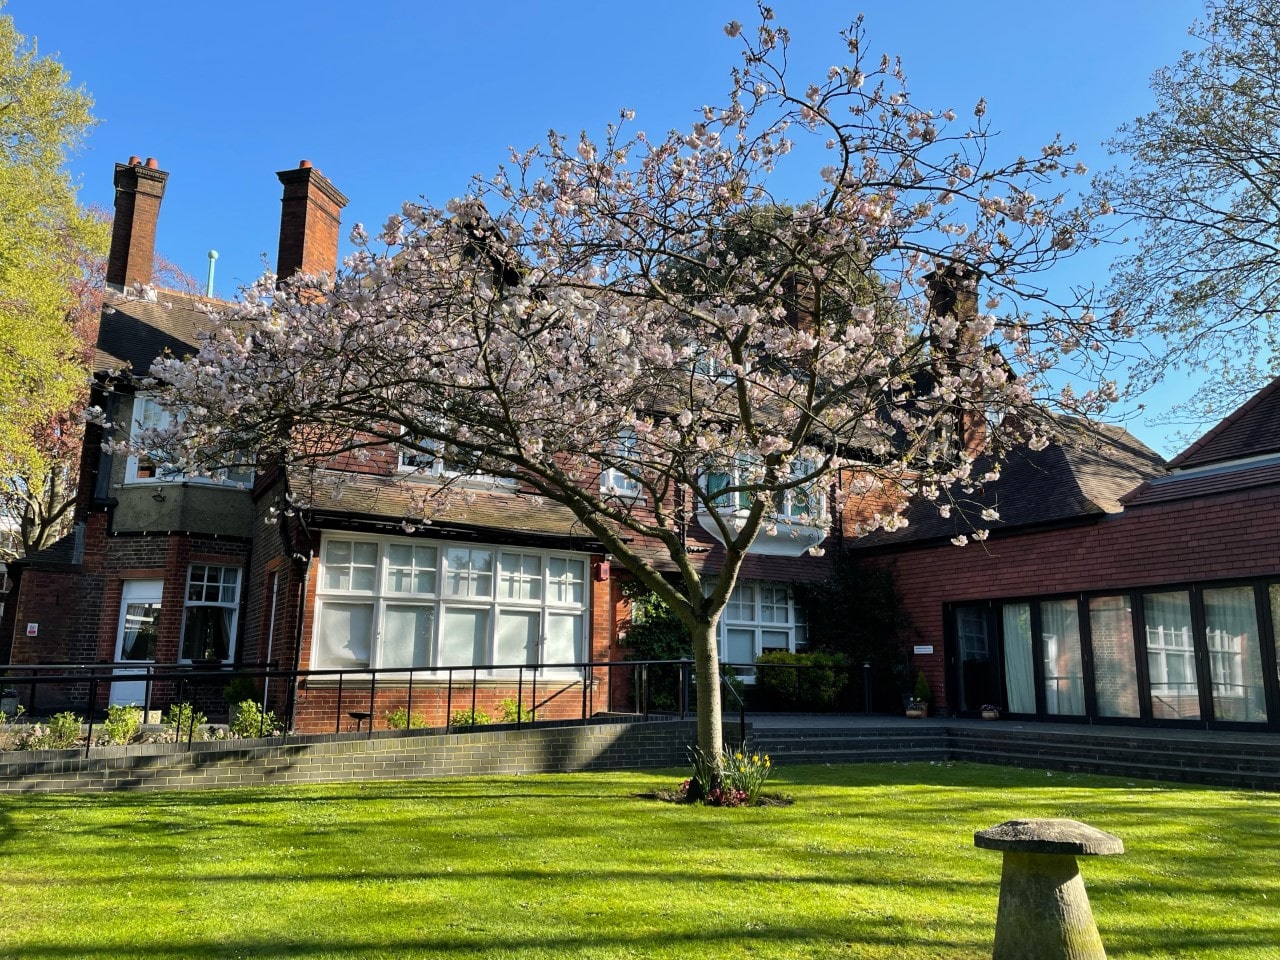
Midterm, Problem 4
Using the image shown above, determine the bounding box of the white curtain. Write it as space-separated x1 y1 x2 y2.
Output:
1002 603 1036 713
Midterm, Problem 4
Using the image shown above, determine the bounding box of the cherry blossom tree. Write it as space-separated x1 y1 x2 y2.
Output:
142 9 1115 770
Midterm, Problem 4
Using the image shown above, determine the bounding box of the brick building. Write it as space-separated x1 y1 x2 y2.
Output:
856 388 1280 731
5 157 833 731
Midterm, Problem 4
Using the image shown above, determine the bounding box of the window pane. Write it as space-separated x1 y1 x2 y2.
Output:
1144 591 1199 720
1040 599 1084 715
353 542 378 566
724 627 754 664
499 553 542 601
1002 603 1035 713
445 548 493 598
545 613 582 666
440 607 489 667
760 629 789 651
388 543 412 568
495 609 540 669
326 540 351 566
548 557 584 605
120 602 160 661
726 583 755 621
1089 596 1139 718
382 604 434 668
315 602 372 669
182 606 233 661
1204 586 1267 722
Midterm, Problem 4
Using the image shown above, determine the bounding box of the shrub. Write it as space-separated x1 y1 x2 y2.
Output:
913 671 932 704
229 700 279 739
449 708 491 728
46 711 82 749
755 651 849 710
497 698 534 724
385 706 427 730
223 676 258 705
165 703 208 741
102 705 141 745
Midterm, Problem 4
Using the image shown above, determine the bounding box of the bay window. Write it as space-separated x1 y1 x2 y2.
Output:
312 534 589 677
125 396 254 486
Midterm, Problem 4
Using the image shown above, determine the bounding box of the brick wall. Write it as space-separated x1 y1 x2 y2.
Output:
864 483 1280 711
0 717 700 794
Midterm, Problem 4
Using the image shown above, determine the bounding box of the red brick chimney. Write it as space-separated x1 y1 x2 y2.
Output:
275 160 349 281
926 263 988 455
106 156 168 289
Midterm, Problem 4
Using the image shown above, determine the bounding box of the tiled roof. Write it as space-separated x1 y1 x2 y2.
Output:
291 468 605 548
1167 376 1280 469
11 527 83 569
95 287 221 377
1121 459 1280 507
852 421 1164 549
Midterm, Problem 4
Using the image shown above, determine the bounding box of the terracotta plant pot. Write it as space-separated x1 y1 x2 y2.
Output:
981 709 1000 720
905 705 927 719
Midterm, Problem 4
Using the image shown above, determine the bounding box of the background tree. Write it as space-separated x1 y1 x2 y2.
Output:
0 207 198 562
1097 0 1280 422
144 9 1114 771
0 8 106 559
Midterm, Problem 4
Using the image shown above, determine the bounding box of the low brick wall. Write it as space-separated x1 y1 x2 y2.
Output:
0 717 702 795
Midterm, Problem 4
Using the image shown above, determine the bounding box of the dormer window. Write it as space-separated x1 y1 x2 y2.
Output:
396 428 514 487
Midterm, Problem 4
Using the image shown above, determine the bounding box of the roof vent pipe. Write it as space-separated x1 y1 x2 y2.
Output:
206 250 218 298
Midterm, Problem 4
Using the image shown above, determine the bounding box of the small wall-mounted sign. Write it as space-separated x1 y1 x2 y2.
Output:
913 644 934 655
26 623 38 637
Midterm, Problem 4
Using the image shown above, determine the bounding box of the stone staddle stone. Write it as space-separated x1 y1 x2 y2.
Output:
974 819 1123 960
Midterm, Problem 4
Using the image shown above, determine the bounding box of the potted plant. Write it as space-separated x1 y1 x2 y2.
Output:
905 671 931 718
980 704 1001 720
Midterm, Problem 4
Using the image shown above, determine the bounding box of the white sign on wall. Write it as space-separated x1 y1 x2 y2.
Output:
913 644 933 655
26 623 37 637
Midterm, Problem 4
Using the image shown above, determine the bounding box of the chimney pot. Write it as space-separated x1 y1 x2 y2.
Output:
299 159 312 169
145 157 159 169
128 155 141 166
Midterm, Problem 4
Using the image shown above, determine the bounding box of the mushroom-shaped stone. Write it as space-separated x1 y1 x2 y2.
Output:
975 818 1123 960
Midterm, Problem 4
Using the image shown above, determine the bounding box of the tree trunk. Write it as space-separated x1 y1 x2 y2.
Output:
689 619 724 772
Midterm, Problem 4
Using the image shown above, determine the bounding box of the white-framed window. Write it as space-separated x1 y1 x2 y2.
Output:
718 580 808 668
180 565 241 661
600 431 643 498
396 428 514 487
701 458 825 521
311 533 590 678
124 395 254 486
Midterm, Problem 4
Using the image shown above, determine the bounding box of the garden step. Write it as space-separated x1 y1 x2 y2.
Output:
743 723 1280 791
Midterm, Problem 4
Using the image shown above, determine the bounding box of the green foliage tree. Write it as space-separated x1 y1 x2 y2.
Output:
0 8 107 557
1097 0 1280 422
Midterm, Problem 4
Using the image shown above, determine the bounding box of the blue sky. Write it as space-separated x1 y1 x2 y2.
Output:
14 1 1206 455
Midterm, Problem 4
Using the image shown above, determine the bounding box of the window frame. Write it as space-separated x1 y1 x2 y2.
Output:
311 532 591 679
717 580 808 673
124 395 254 487
179 564 242 663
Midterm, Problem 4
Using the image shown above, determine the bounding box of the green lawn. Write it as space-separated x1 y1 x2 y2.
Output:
0 763 1275 959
